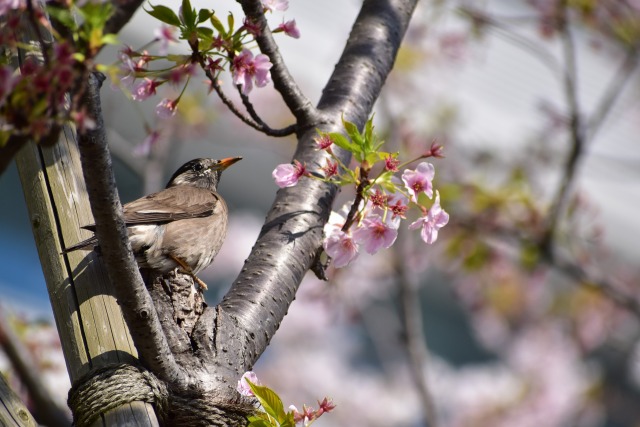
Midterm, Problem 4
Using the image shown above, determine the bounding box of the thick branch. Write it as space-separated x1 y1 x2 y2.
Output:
220 0 419 370
75 73 188 388
104 0 145 35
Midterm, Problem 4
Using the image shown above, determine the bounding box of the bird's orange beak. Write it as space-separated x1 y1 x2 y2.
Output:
216 157 242 170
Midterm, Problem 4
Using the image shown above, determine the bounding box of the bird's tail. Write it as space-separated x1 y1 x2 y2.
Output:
60 236 99 254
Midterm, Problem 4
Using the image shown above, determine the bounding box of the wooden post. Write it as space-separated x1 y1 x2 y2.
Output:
0 373 37 427
9 6 160 426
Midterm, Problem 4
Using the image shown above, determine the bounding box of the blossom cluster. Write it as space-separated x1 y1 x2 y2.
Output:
0 2 115 145
113 0 300 153
272 118 449 268
124 0 300 116
238 371 335 426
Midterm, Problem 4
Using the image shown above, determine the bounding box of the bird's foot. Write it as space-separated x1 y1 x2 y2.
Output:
169 254 208 290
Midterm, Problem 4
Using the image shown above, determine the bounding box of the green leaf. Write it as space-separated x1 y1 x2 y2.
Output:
78 2 113 28
248 381 287 423
342 117 363 147
328 132 357 154
100 33 119 46
196 26 214 39
197 8 213 24
247 413 275 427
227 12 235 34
46 6 77 31
145 4 181 26
210 14 226 36
181 0 196 27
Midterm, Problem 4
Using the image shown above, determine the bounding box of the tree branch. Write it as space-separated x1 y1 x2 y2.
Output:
104 0 145 35
75 72 189 388
395 241 438 427
220 0 419 370
0 309 70 427
541 3 585 254
239 0 319 125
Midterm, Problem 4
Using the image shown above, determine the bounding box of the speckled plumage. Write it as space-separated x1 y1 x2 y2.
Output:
65 157 241 284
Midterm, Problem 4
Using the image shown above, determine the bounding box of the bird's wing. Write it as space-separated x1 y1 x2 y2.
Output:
122 186 221 225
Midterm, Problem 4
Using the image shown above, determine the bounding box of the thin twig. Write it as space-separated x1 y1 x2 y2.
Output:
540 2 585 254
238 0 319 124
237 85 297 136
587 48 639 140
205 69 296 136
453 217 640 318
395 239 438 427
459 7 562 79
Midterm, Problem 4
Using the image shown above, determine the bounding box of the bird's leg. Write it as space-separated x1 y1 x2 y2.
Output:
168 254 208 290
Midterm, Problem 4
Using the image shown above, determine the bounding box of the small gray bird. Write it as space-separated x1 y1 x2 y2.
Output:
64 157 242 289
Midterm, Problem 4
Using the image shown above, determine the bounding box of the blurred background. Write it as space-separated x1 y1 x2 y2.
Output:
2 0 640 426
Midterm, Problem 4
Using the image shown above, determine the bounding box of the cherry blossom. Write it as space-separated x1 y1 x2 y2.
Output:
155 98 177 119
261 0 288 12
237 371 260 397
315 134 333 150
402 161 435 202
321 159 338 178
352 215 398 254
131 78 160 101
323 230 359 268
134 130 161 156
154 25 177 55
272 160 307 188
232 49 272 94
409 191 449 244
276 19 300 39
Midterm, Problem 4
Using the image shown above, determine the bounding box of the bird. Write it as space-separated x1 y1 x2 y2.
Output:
63 157 242 290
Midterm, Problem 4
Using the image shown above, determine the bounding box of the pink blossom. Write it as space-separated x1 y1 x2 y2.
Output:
261 0 288 12
384 155 400 172
323 230 359 268
131 78 160 101
134 130 161 156
272 160 306 188
402 161 435 202
0 0 23 15
315 134 333 150
276 19 300 38
321 159 338 178
409 191 449 244
232 49 272 95
352 215 398 254
155 98 177 119
154 25 177 55
242 17 261 37
237 371 260 397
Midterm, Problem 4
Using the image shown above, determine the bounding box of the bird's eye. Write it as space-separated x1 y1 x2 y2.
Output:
193 163 204 172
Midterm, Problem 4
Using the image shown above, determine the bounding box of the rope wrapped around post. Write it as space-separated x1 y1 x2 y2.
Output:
67 363 254 426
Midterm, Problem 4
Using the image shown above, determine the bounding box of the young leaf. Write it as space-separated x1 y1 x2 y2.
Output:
342 117 363 147
247 381 287 424
227 12 235 34
145 4 181 27
46 6 78 31
210 14 227 36
328 132 357 153
197 9 213 24
181 0 196 28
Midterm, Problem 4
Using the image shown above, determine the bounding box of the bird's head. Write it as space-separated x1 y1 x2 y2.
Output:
166 157 242 190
